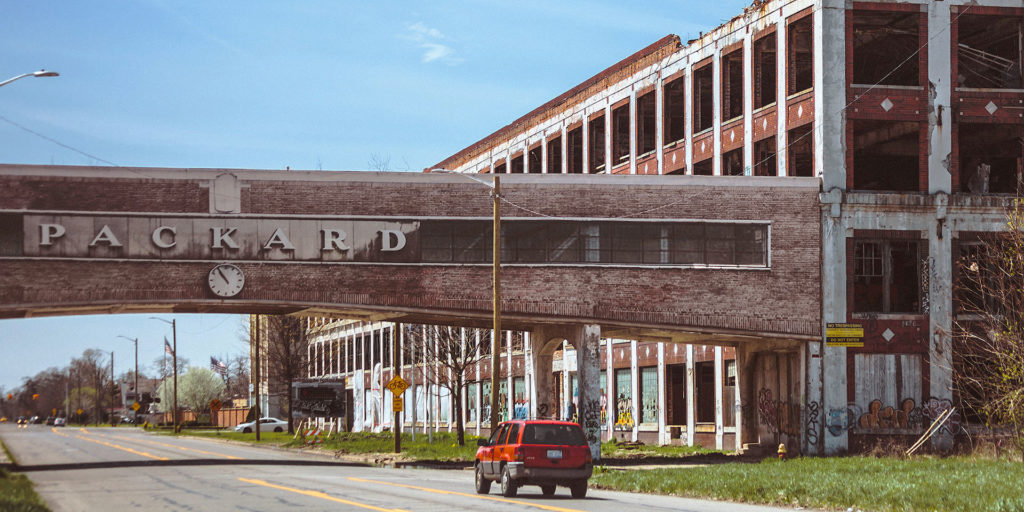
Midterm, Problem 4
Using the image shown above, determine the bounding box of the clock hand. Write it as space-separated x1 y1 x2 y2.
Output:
218 268 229 283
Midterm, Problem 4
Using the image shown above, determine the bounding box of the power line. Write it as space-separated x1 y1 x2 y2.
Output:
0 113 119 167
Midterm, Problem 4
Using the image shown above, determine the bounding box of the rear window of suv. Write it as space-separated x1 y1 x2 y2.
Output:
521 424 587 446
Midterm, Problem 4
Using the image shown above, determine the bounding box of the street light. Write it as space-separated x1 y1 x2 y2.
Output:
150 317 178 433
0 69 59 88
430 168 502 430
117 335 139 423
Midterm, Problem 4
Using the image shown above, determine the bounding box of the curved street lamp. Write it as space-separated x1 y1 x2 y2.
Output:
0 69 59 88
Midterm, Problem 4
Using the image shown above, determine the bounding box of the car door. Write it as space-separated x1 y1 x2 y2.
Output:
486 423 509 476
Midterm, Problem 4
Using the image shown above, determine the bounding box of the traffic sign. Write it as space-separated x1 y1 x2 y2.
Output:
76 408 83 415
392 397 403 412
131 402 141 411
209 399 222 413
385 375 409 395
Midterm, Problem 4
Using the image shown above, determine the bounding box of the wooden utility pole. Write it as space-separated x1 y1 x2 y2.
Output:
490 175 501 430
254 315 261 441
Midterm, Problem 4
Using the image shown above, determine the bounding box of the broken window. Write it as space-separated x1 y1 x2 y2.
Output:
693 159 713 175
754 137 778 176
494 162 506 174
510 154 524 174
589 115 606 172
957 14 1023 89
722 48 744 121
787 125 814 177
852 120 920 191
547 136 562 174
754 32 777 109
852 10 920 86
722 148 744 176
528 145 543 174
664 75 686 144
787 15 813 95
694 64 714 132
958 123 1024 194
567 127 583 174
636 91 656 157
853 239 920 314
612 102 630 167
666 166 687 175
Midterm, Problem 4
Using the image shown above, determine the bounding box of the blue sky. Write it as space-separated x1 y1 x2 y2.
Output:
0 1 750 390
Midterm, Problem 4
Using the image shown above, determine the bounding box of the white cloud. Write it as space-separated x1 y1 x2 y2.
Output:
403 22 463 66
420 43 454 63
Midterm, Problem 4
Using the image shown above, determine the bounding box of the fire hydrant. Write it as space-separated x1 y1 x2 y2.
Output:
777 443 787 460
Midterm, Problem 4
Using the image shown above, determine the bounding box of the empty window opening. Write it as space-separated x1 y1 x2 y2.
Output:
722 48 744 121
510 154 524 174
853 239 920 314
528 146 543 174
853 10 920 86
567 127 583 174
754 33 778 109
754 137 778 176
787 125 814 177
852 120 920 191
787 15 813 95
495 162 506 174
694 64 714 132
958 123 1024 194
636 91 656 157
693 159 713 175
957 14 1023 89
547 137 562 174
612 103 630 167
666 166 687 175
664 76 686 144
589 115 606 172
722 148 744 176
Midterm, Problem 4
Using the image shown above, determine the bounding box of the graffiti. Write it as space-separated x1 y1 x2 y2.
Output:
615 394 634 431
536 403 550 418
920 257 932 314
826 403 862 436
922 397 961 435
582 399 602 447
857 398 922 429
805 401 820 447
757 388 800 437
757 388 778 431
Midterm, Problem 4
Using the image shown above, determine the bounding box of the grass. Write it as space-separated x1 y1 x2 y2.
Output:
600 438 717 459
590 455 1024 512
287 431 483 462
0 469 50 512
163 429 297 445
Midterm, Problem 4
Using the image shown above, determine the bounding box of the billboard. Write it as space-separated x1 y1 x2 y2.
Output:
292 380 347 418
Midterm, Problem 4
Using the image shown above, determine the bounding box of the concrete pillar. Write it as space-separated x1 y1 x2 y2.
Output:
529 337 555 420
684 64 694 175
736 344 759 449
776 19 788 176
475 329 481 435
506 331 514 421
685 344 695 446
715 346 724 450
573 324 603 460
604 104 612 174
712 45 722 176
927 2 952 195
605 338 614 438
561 340 570 419
657 342 667 445
525 331 534 418
742 31 753 175
629 91 637 175
735 349 743 452
630 339 639 442
655 75 664 174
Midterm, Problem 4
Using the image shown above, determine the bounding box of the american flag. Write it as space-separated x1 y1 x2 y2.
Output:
210 356 228 377
164 337 174 356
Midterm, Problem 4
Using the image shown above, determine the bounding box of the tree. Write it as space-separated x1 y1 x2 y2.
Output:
260 315 309 434
404 325 491 446
955 198 1024 461
177 367 226 413
223 354 250 400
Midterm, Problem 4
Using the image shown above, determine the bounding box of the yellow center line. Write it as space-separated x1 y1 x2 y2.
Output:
238 478 409 512
347 476 586 512
101 433 242 460
69 432 169 461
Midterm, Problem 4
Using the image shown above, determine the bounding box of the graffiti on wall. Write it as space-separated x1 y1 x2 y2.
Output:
757 388 801 437
805 400 820 447
615 394 634 431
858 398 923 429
826 403 862 436
582 399 602 446
922 397 961 435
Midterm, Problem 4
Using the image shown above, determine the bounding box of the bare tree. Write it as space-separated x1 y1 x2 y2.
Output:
261 315 309 434
954 200 1024 461
404 325 491 446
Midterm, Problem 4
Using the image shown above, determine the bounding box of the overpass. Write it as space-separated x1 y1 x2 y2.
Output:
0 164 822 452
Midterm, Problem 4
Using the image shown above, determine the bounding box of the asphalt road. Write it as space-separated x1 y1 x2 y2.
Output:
0 424 798 512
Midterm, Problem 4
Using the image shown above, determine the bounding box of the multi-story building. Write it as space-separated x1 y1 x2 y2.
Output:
266 0 1023 455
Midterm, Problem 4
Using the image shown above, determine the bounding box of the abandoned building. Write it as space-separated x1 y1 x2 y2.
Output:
260 0 1024 455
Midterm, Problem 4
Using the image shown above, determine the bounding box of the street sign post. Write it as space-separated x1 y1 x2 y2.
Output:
386 375 408 453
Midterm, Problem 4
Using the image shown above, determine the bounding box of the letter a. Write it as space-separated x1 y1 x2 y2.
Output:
89 225 123 247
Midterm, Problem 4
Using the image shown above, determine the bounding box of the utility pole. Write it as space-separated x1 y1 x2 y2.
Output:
490 175 501 430
118 336 139 423
172 320 178 433
254 315 261 441
110 351 115 426
393 328 400 453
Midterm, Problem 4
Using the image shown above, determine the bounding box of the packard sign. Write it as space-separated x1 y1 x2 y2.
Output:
15 214 418 263
292 381 347 419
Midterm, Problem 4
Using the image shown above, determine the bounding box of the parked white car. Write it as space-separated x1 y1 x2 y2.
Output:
234 417 288 433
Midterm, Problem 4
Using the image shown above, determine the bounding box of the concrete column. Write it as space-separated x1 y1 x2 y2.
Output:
560 125 568 174
561 340 570 420
930 202 954 450
582 113 590 174
712 44 722 176
655 75 664 174
629 91 637 174
927 2 952 194
475 329 481 435
507 331 514 421
540 137 547 174
684 64 694 175
776 20 788 176
685 344 695 446
736 344 759 450
742 32 753 175
573 324 603 460
604 104 612 174
630 339 639 442
605 338 614 438
525 331 534 418
818 0 846 188
531 341 554 420
714 346 725 450
657 342 667 445
735 349 743 452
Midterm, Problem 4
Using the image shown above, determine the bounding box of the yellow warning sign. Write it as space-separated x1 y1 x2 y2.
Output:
385 375 409 395
392 397 403 412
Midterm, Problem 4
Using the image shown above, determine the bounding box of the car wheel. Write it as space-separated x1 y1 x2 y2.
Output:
541 485 556 497
243 427 252 433
474 464 491 494
500 465 517 498
274 427 283 433
570 480 588 499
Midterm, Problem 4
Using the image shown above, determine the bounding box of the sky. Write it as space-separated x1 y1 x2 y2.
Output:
0 0 751 391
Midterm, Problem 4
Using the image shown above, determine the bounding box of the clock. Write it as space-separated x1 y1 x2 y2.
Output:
207 263 245 298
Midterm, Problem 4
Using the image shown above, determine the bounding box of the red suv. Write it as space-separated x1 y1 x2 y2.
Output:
475 419 593 498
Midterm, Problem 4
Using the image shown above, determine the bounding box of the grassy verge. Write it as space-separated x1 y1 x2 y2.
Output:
0 469 50 512
285 431 482 462
601 438 717 459
591 456 1024 512
161 429 297 445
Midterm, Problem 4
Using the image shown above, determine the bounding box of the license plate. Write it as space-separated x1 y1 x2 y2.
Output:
546 449 562 459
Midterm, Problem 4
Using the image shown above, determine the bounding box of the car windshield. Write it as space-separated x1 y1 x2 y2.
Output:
520 424 587 446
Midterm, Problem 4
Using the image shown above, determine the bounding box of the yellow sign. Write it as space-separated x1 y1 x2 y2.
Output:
392 397 403 412
826 323 865 347
385 375 409 395
76 408 83 415
131 402 141 411
209 399 222 413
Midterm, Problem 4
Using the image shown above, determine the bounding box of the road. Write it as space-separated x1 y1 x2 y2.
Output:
1 424 797 512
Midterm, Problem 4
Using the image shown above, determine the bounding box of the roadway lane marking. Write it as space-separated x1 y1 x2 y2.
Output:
102 433 242 460
58 429 169 461
347 476 586 512
238 478 409 512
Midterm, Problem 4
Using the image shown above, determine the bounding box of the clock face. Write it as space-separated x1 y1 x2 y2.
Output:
207 264 245 298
